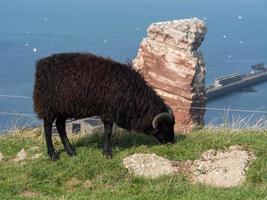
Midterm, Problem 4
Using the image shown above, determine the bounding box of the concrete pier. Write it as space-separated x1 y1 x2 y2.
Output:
206 70 267 101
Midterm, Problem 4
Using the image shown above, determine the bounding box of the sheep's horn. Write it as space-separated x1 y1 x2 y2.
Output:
152 112 174 129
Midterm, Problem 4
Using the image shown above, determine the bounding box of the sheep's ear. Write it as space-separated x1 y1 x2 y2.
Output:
152 113 173 129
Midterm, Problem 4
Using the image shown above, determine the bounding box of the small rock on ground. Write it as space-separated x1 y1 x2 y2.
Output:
13 148 27 162
123 145 255 188
123 153 177 178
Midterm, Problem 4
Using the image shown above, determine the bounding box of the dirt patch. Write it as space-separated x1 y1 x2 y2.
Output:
0 152 4 162
83 180 92 189
123 145 255 187
66 178 81 187
189 145 255 187
65 178 92 192
19 190 42 198
66 178 82 192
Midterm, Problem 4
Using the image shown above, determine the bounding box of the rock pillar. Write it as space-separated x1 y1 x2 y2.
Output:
133 18 207 132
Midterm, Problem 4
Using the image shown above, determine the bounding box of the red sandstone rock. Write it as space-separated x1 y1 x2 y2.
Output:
133 18 207 132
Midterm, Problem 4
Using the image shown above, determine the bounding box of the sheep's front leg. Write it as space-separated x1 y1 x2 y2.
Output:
102 120 113 159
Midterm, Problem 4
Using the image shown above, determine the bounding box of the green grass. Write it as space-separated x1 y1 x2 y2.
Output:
0 128 267 200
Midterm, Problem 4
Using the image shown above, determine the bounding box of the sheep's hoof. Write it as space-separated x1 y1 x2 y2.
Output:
52 155 59 161
102 151 113 159
67 149 77 156
49 152 59 161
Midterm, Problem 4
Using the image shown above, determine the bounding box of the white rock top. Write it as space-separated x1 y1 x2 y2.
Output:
147 18 207 51
150 18 206 30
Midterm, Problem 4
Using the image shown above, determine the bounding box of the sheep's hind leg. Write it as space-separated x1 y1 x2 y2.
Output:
101 117 113 159
56 116 76 156
44 119 59 161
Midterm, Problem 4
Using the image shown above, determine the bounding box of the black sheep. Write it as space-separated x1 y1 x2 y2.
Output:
33 53 175 160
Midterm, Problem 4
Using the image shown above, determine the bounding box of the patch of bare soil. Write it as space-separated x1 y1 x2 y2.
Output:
66 178 82 192
123 145 255 188
66 178 81 187
66 178 92 192
83 180 92 189
19 190 42 198
189 145 255 187
0 151 4 162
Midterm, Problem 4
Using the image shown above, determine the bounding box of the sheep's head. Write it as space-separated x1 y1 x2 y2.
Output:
152 107 175 144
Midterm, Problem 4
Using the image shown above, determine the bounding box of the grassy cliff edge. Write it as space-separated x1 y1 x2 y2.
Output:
0 129 266 199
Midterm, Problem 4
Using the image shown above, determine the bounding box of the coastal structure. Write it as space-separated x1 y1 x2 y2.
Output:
52 117 103 136
207 63 267 100
133 18 207 132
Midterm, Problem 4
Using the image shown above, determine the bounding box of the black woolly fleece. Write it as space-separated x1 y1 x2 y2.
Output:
33 53 168 133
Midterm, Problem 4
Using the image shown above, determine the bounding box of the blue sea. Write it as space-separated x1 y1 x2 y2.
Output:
0 0 267 131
